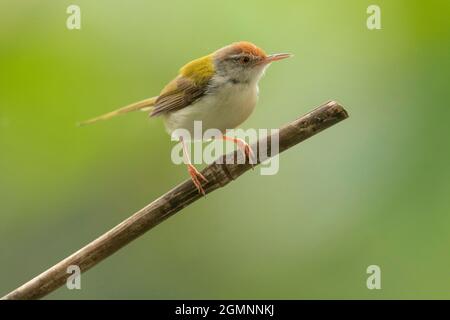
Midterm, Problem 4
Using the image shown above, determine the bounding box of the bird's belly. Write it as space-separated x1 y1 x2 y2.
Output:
164 84 258 138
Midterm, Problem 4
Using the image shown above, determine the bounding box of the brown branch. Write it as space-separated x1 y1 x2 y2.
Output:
1 100 349 300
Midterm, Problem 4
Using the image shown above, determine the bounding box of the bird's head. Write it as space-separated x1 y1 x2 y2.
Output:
213 41 292 84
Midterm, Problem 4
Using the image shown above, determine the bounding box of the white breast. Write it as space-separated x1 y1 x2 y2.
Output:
164 82 259 138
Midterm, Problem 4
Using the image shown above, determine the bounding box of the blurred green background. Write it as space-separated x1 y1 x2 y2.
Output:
1 0 449 299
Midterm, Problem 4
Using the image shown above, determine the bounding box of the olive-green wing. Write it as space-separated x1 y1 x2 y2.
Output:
150 76 208 117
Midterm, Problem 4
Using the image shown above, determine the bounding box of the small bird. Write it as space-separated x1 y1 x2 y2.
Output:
80 41 292 194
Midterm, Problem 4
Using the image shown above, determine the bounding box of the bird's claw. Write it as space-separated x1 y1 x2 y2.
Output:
235 138 256 168
187 164 208 195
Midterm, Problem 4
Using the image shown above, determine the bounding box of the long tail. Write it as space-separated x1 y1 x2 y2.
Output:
78 96 158 126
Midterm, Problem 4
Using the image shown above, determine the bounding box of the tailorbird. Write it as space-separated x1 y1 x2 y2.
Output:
80 41 292 194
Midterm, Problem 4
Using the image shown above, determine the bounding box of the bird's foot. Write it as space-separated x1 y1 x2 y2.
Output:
234 138 256 168
187 164 208 195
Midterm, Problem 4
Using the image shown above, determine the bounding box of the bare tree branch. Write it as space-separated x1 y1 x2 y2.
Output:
2 100 349 300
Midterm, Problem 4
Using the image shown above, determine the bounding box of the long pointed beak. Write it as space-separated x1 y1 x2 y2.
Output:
263 53 293 64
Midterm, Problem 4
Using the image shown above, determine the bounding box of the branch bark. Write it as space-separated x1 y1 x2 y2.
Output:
2 100 349 300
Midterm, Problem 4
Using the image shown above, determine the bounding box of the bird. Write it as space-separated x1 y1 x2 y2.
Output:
79 41 292 195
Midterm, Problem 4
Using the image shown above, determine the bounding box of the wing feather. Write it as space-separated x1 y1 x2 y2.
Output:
150 76 208 117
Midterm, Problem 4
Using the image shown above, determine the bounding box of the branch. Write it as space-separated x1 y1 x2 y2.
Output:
2 100 349 300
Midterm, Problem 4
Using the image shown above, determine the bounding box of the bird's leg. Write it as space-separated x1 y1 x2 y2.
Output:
220 135 256 167
180 137 208 195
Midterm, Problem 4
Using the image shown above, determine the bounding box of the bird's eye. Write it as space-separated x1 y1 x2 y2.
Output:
240 56 251 64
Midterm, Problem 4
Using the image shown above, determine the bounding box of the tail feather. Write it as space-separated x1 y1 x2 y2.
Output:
78 96 157 126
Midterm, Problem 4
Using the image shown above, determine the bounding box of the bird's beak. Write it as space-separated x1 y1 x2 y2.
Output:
262 53 293 64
